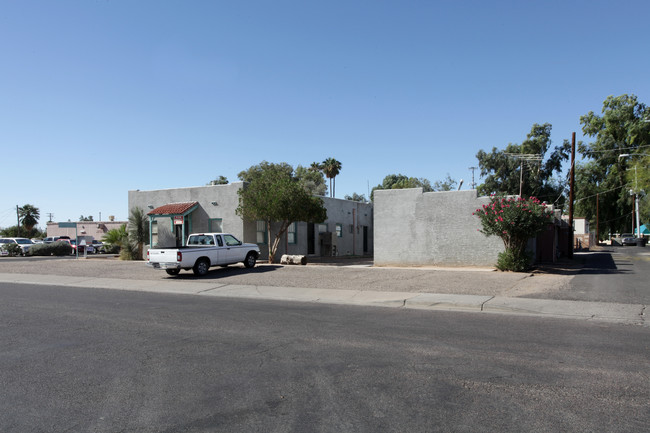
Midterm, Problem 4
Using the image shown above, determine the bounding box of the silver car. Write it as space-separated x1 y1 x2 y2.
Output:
0 237 34 255
621 234 636 246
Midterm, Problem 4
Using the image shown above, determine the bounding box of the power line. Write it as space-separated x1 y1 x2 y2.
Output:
574 183 631 203
581 144 650 154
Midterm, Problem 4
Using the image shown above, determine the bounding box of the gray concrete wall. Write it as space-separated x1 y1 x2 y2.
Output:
374 188 503 267
319 197 373 256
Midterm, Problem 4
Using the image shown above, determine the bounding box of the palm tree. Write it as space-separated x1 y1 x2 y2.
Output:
321 158 342 198
128 207 149 260
18 204 40 232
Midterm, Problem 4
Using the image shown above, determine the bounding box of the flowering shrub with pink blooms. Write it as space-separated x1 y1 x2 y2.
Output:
474 196 552 271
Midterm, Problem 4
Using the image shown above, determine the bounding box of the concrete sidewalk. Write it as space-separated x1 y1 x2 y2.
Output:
0 272 645 326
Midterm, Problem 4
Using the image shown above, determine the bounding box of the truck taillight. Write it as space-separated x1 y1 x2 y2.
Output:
177 251 182 262
147 250 149 261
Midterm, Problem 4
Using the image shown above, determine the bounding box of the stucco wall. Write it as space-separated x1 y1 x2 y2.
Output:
319 197 373 256
128 183 374 259
128 183 246 248
374 188 503 266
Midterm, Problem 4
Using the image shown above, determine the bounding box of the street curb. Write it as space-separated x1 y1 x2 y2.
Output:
0 273 645 326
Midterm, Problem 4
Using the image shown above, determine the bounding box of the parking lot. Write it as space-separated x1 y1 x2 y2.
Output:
0 254 573 299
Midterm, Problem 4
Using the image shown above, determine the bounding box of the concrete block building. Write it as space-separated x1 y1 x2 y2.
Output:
128 182 373 260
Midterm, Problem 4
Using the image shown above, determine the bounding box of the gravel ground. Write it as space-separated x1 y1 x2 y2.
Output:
0 255 573 298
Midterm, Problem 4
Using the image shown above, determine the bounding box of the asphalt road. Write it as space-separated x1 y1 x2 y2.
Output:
1 283 649 433
527 246 650 304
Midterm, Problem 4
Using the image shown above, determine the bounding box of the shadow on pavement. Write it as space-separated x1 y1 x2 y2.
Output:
533 249 631 276
163 264 283 280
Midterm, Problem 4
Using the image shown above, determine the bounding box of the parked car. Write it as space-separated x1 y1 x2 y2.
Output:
91 240 105 253
621 234 636 246
0 239 9 256
0 238 35 255
44 236 71 244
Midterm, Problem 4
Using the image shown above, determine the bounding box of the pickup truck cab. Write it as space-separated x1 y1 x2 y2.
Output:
147 233 260 277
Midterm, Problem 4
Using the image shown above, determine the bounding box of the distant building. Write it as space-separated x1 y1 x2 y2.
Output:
46 218 127 240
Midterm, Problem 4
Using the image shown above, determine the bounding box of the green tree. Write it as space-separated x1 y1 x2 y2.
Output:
0 226 45 238
577 94 650 235
371 174 433 200
475 196 552 271
344 192 368 202
295 165 327 196
128 207 149 260
321 157 342 198
18 204 40 232
237 161 327 263
476 123 570 204
207 175 229 185
432 174 458 191
79 215 94 222
239 161 293 183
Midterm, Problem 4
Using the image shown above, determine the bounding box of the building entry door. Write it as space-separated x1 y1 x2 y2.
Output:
175 224 184 247
363 226 368 253
307 223 315 255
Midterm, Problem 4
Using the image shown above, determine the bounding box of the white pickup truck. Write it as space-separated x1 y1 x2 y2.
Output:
147 233 260 277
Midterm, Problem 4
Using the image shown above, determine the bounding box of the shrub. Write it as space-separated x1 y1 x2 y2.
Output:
475 195 552 272
1 243 22 257
102 243 120 254
28 242 72 256
496 249 533 272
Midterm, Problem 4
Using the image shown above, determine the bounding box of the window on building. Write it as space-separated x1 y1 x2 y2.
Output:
256 221 267 244
288 222 297 244
209 218 223 233
336 223 343 237
318 223 328 233
151 220 158 246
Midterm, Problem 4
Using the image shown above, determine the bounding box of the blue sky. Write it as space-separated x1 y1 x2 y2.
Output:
1 0 649 228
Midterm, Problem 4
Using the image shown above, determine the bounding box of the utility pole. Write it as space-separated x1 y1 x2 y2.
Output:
47 213 54 223
504 153 543 197
596 193 599 245
468 166 478 190
568 132 576 259
16 205 21 237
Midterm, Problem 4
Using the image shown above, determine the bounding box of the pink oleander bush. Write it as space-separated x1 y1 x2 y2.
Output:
474 196 552 271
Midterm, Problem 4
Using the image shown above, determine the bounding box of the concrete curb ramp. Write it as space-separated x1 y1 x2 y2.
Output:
0 273 645 326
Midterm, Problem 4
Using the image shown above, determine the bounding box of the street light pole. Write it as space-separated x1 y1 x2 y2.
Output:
619 154 648 237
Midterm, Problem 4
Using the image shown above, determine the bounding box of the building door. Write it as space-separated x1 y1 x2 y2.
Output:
363 226 368 253
175 224 184 247
307 223 315 255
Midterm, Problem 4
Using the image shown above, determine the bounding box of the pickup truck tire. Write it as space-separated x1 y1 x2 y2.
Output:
193 258 210 276
165 269 180 276
244 252 257 268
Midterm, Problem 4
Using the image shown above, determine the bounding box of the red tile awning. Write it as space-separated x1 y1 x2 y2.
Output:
147 201 199 216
